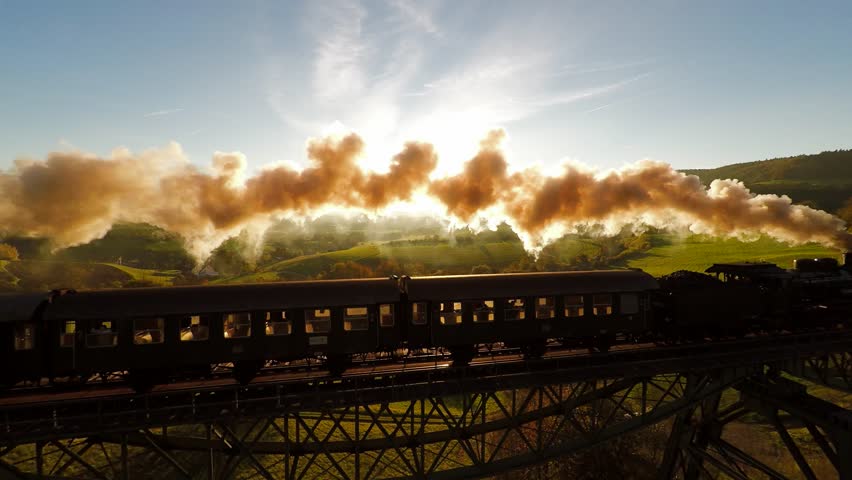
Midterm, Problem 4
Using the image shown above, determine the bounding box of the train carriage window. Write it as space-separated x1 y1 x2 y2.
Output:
266 311 291 336
505 299 526 321
564 295 585 318
411 303 428 325
180 315 209 341
593 294 613 316
60 321 76 347
472 300 495 323
536 297 555 319
620 294 639 314
13 323 35 351
133 317 165 345
224 313 252 338
439 302 462 325
86 321 118 348
305 309 331 333
379 304 394 327
344 307 370 331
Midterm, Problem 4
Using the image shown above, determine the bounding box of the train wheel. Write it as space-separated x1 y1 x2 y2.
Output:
233 360 262 386
450 346 476 367
326 354 351 377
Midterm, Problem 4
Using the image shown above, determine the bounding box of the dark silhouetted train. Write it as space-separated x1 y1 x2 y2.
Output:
1 252 850 392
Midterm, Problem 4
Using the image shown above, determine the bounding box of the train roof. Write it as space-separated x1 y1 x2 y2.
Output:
45 277 400 320
705 262 789 277
405 270 658 300
0 292 51 323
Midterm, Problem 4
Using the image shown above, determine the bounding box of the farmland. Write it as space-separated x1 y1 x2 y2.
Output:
217 232 842 283
624 234 839 277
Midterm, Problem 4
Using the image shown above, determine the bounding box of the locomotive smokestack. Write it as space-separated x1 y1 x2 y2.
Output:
844 251 852 270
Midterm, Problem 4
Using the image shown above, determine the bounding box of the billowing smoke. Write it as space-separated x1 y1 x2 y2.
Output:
0 134 438 258
433 130 852 251
1 128 850 262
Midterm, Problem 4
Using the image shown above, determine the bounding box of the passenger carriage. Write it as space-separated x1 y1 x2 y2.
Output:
404 270 658 364
42 278 401 389
0 292 51 387
0 269 658 392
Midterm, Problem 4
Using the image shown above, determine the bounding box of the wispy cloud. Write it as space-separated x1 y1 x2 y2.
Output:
387 0 441 36
584 103 614 114
311 1 368 101
144 108 183 118
525 72 651 110
555 58 658 77
582 87 661 115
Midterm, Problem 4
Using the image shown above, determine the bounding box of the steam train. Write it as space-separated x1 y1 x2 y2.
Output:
1 252 850 392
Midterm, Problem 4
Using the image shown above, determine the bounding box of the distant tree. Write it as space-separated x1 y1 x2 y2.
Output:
0 243 19 261
373 259 403 277
0 236 51 259
321 261 374 279
209 237 252 276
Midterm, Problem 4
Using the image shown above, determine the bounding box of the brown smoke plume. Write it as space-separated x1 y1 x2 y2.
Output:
2 128 850 262
0 134 438 257
433 129 852 251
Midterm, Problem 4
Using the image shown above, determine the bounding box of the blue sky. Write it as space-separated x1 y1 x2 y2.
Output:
1 0 851 174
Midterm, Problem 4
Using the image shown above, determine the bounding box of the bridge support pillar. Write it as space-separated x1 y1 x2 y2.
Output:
658 374 726 480
658 371 852 480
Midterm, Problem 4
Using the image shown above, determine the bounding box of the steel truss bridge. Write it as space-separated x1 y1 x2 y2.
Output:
1 330 851 479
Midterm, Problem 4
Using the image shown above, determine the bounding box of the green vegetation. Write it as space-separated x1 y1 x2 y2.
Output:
103 263 181 286
0 260 183 291
56 223 195 272
683 149 852 212
625 234 839 277
0 243 19 261
682 149 852 185
0 148 849 292
2 261 132 291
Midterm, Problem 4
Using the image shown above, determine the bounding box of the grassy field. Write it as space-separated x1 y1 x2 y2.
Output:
0 260 182 291
378 241 525 269
227 241 531 282
220 232 842 283
103 263 181 286
625 234 839 277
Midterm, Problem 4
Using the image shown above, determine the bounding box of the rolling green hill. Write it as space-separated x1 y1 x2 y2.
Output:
625 234 839 277
682 149 852 212
55 223 195 271
0 260 183 291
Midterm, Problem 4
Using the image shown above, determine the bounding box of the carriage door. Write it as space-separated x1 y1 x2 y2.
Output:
53 319 79 376
376 303 399 350
334 306 374 355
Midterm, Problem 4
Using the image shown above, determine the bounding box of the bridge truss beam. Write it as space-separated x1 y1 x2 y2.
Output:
0 369 750 480
783 351 852 393
657 372 852 480
2 330 852 479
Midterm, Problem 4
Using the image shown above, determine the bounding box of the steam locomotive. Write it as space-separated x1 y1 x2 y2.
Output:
1 252 850 392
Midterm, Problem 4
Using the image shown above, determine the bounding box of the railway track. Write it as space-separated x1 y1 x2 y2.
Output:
0 328 848 408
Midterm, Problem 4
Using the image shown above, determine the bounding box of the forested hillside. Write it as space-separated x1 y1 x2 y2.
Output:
683 149 852 212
